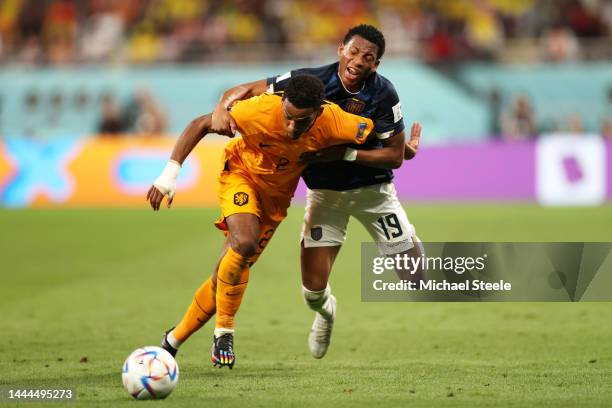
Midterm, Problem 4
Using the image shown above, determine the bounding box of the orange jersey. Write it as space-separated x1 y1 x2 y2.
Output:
223 93 374 197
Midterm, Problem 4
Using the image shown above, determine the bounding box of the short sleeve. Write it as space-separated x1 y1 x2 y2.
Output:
228 96 259 136
327 105 374 145
373 82 405 140
266 69 303 93
266 65 329 93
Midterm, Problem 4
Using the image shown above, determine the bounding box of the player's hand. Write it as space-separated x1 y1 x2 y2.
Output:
299 145 348 164
147 161 180 211
146 185 174 211
405 122 421 160
211 104 237 137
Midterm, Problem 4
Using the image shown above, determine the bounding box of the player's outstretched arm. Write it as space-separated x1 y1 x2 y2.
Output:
404 122 421 160
168 114 213 164
146 113 212 211
211 79 268 136
300 130 406 170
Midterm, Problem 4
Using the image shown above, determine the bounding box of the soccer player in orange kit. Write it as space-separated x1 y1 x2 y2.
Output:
146 75 374 368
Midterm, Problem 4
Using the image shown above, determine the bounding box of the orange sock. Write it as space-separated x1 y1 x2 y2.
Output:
215 248 251 332
173 277 216 342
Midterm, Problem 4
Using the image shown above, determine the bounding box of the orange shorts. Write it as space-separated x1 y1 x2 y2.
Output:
214 166 292 262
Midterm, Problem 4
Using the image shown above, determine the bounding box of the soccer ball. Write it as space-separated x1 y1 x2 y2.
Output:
122 346 179 399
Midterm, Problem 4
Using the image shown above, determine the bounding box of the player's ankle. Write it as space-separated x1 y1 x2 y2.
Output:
214 327 234 338
166 329 183 349
303 285 331 310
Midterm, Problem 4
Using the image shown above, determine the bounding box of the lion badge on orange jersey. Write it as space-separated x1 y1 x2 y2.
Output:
234 192 249 206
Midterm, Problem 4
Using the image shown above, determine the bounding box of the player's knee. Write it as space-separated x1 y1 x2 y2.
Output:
230 236 258 259
303 285 330 310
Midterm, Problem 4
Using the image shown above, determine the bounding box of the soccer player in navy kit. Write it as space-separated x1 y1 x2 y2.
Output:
211 24 423 359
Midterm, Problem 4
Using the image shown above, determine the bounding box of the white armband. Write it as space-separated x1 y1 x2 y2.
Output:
343 148 358 162
153 160 180 197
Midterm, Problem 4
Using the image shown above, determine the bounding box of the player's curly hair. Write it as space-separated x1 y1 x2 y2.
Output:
284 75 325 109
343 24 386 60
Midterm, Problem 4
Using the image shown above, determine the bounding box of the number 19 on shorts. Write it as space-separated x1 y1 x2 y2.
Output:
377 214 403 240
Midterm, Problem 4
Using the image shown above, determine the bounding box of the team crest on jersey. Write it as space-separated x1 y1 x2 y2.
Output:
345 98 366 114
234 192 249 206
356 122 367 140
310 227 323 241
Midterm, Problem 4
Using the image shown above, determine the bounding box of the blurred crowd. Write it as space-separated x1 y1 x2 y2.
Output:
2 0 611 139
1 0 611 65
16 85 168 138
98 87 167 135
494 93 612 140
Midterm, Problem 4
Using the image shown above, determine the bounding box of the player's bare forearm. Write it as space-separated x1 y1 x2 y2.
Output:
299 132 405 169
212 79 268 135
355 130 406 169
404 122 422 160
217 79 268 110
170 113 212 164
147 113 213 211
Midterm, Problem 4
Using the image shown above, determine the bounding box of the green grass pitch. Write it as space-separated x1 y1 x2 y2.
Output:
1 205 612 407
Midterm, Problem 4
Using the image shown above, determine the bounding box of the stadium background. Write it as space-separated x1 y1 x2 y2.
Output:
1 0 611 406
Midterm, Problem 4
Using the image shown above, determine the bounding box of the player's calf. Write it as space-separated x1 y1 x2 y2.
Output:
392 235 426 283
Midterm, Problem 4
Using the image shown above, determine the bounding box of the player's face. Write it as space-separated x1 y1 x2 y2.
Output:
281 98 322 140
337 35 380 92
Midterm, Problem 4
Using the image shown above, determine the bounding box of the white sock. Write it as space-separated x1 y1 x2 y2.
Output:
214 327 234 338
167 330 183 349
303 285 334 320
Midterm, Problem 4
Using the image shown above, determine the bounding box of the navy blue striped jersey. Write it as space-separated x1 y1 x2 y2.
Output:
266 62 405 191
